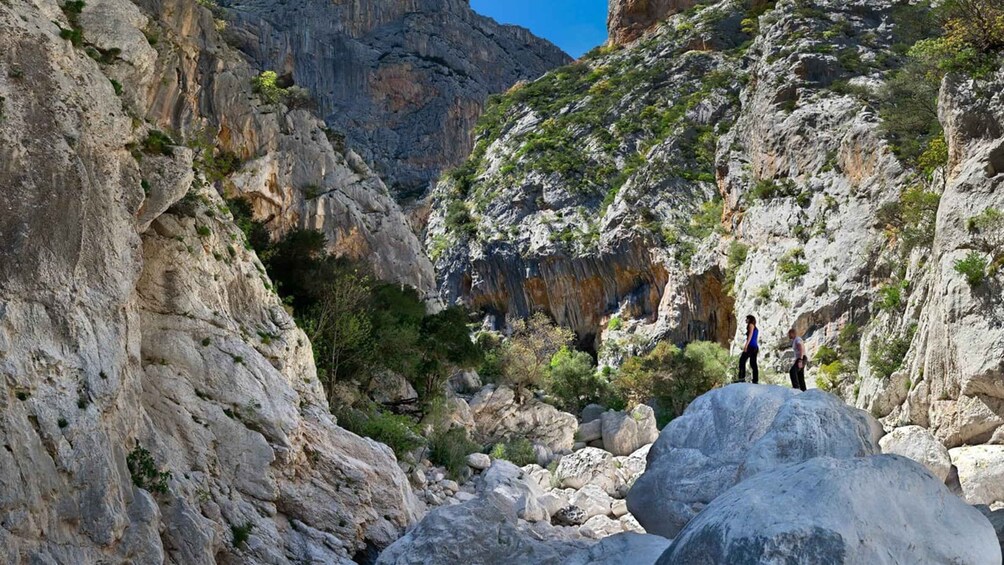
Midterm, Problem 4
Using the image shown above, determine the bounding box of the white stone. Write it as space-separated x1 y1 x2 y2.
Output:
466 453 491 471
950 445 1004 505
880 425 952 483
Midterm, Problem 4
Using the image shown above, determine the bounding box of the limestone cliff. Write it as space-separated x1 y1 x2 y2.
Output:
429 0 1004 448
220 0 571 200
0 0 422 562
134 0 436 295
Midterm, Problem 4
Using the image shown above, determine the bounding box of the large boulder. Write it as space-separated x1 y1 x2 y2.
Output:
554 447 619 495
469 385 578 451
601 405 660 456
879 425 952 483
628 385 882 538
375 493 590 565
477 460 550 522
567 532 671 565
950 445 1004 505
658 456 1001 565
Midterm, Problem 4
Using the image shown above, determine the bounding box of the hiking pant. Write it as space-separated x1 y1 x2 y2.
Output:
739 347 759 384
790 358 807 391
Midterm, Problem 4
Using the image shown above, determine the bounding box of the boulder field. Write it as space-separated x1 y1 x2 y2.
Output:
379 385 1002 564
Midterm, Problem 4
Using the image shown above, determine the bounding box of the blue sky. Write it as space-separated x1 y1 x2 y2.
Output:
471 0 608 58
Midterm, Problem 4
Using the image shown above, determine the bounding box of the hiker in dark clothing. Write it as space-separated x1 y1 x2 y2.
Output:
737 315 759 384
789 328 807 391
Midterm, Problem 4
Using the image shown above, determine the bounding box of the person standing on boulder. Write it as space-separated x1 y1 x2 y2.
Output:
737 315 759 384
788 328 807 391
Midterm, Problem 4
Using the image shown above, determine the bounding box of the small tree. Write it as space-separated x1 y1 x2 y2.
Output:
500 313 574 398
617 341 730 423
546 346 620 413
307 268 375 402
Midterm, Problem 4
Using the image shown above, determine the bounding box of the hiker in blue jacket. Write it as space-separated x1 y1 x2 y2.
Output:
737 315 759 384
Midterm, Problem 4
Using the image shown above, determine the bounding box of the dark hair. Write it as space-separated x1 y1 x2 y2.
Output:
746 315 757 326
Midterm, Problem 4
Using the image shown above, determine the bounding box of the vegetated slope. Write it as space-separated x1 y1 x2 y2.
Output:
429 0 1004 446
220 0 572 199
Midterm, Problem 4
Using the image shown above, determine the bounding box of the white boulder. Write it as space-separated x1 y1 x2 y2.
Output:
554 447 618 495
880 425 952 483
601 405 659 456
950 445 1004 505
658 455 1001 565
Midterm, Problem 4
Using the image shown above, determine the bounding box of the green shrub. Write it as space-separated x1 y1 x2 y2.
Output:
252 70 285 104
444 199 477 239
815 345 839 365
778 248 809 283
838 323 861 368
109 79 123 96
617 341 731 425
231 522 253 548
142 130 175 156
607 316 622 331
917 134 948 177
489 438 536 467
126 443 171 494
877 281 907 311
868 324 917 379
967 208 1004 273
335 406 424 460
429 426 482 480
954 252 988 287
816 360 844 391
546 346 621 413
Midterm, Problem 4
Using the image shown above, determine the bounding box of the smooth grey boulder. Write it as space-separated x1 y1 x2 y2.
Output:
880 425 952 483
567 532 672 565
578 419 603 443
375 493 589 565
601 405 660 456
628 385 882 538
477 460 549 522
582 404 607 423
658 455 1002 565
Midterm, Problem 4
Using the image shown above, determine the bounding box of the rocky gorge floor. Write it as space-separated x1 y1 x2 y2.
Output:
378 383 1004 564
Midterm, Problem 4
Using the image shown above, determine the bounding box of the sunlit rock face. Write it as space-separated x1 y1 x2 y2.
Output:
0 0 422 561
221 0 571 200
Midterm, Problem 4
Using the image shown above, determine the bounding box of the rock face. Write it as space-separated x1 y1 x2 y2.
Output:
607 0 696 45
628 385 882 538
658 456 1002 565
430 0 1004 471
469 385 578 451
222 0 571 199
132 0 436 295
879 425 952 483
860 67 1004 448
428 9 746 343
0 0 421 562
